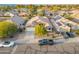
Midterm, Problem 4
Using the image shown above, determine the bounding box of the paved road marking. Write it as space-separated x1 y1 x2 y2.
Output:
11 45 18 54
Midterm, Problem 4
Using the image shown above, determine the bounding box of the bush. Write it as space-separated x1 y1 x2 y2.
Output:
35 23 47 36
0 21 18 38
62 13 74 20
73 30 79 35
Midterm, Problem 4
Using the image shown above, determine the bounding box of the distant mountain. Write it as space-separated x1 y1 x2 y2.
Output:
0 4 16 6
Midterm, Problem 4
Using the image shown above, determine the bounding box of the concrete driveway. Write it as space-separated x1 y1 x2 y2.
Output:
2 27 35 45
15 27 35 44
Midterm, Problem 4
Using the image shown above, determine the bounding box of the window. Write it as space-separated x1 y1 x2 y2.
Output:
50 13 53 16
48 28 51 30
20 24 21 25
3 41 10 45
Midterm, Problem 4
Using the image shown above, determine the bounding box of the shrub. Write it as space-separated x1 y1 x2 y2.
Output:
35 23 47 36
62 13 74 20
0 21 18 38
73 30 79 35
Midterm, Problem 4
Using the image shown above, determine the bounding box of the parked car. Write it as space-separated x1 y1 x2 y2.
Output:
66 32 75 38
48 39 54 45
39 39 48 45
10 36 14 38
39 39 54 45
0 41 15 48
61 32 69 39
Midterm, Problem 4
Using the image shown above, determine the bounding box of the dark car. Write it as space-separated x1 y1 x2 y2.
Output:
10 36 14 38
39 39 48 45
66 32 75 38
48 40 54 45
39 39 54 45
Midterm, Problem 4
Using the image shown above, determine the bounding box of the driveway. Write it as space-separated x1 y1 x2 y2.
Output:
15 27 35 44
3 27 35 45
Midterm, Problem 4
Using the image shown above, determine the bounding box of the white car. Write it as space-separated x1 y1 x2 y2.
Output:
0 41 15 47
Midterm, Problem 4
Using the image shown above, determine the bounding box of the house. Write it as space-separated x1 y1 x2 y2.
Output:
45 10 63 18
10 9 19 15
19 12 28 17
58 16 79 30
44 14 71 32
0 11 4 17
19 8 28 12
72 18 79 24
52 15 70 32
10 15 26 30
70 13 79 24
4 12 14 17
26 16 53 31
45 10 57 17
53 15 62 21
70 10 79 14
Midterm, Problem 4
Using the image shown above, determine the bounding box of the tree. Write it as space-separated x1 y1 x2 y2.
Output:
0 21 18 38
62 13 73 20
35 23 47 37
37 9 45 16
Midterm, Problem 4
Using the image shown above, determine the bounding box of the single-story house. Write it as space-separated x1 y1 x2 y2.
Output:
0 11 5 17
53 15 70 32
10 10 19 15
58 17 79 30
45 10 52 16
10 15 26 30
70 13 79 24
70 10 79 14
4 12 14 17
19 8 28 12
72 18 79 24
26 16 53 31
19 12 28 17
44 10 58 17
